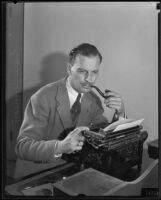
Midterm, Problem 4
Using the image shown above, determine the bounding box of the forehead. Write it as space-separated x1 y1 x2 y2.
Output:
75 54 101 69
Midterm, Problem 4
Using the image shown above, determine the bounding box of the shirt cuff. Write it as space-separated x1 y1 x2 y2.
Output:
119 113 127 120
54 140 62 158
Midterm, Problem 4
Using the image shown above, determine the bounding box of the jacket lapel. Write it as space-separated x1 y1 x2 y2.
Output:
56 78 73 130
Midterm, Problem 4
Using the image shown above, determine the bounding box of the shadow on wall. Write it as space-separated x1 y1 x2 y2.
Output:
23 52 68 108
40 52 68 85
6 52 68 163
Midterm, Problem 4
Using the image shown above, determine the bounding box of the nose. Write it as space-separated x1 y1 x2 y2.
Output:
85 72 92 83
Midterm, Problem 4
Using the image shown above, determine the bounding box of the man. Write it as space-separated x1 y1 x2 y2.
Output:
15 43 125 164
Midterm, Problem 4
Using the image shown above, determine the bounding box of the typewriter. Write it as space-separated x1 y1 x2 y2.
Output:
62 124 148 180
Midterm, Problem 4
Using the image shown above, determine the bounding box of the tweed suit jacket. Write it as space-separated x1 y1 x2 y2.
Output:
15 77 109 165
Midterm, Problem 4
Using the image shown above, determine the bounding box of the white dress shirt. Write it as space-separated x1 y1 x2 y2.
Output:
66 77 83 108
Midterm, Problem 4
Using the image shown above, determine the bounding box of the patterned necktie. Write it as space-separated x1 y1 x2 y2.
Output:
71 93 81 123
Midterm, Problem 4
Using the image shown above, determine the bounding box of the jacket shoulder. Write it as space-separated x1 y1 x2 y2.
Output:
31 79 64 101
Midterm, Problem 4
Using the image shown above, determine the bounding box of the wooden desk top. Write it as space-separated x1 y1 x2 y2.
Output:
5 148 158 197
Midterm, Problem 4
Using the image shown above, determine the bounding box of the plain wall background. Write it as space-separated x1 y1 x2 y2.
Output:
23 2 158 144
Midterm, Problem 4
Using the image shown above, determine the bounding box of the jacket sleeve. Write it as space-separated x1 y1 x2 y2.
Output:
15 89 59 163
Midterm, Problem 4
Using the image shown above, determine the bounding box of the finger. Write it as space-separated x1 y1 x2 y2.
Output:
76 135 85 142
104 97 121 103
74 146 83 151
73 137 85 145
71 126 89 136
106 102 121 106
70 129 80 136
107 104 120 110
78 126 89 131
104 91 121 98
77 141 84 146
104 101 121 107
105 102 121 106
105 101 121 108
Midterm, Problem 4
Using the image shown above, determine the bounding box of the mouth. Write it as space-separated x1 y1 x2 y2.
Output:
81 83 93 89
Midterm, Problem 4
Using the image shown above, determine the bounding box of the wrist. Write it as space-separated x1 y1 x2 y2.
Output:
55 140 63 156
119 112 125 118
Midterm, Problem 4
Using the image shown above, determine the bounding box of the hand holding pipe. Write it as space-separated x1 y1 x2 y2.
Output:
91 85 119 121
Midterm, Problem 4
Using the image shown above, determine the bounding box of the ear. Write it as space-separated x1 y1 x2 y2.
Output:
67 63 72 75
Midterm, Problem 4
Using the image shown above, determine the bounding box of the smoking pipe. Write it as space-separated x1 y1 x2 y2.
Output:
91 85 111 99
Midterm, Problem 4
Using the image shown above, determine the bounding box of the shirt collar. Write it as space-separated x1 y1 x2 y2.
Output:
66 77 80 97
66 77 83 105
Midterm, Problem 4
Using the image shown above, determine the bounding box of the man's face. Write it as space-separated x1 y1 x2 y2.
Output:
68 54 101 93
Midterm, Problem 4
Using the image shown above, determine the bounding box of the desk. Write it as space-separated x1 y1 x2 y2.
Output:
5 148 158 197
5 162 79 195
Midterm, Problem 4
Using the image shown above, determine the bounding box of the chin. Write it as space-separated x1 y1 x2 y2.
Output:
81 87 91 93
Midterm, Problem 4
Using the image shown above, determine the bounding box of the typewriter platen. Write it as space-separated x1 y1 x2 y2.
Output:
62 124 148 180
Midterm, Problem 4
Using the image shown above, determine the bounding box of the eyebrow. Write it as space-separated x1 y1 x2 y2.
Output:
77 68 87 71
77 68 98 72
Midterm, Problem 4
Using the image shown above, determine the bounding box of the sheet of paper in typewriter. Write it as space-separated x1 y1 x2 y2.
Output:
103 118 144 133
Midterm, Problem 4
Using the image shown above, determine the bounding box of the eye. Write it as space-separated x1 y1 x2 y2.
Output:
92 70 98 74
78 69 86 73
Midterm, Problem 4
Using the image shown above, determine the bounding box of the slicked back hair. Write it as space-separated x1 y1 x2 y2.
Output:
68 43 102 65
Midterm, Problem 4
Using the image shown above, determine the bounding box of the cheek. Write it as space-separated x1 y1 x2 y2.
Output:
72 73 80 82
73 72 84 82
90 74 98 83
94 73 99 81
70 73 82 86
